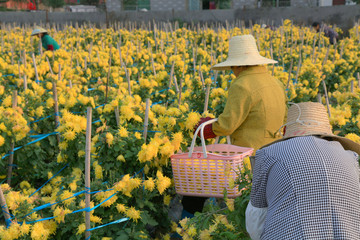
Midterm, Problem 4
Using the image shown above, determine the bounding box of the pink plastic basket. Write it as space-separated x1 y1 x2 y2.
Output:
171 119 253 198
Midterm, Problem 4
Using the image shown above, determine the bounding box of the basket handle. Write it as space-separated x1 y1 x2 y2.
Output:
189 118 218 158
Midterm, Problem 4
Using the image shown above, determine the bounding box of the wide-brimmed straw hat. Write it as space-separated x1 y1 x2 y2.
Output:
31 27 47 36
263 102 360 154
211 35 277 70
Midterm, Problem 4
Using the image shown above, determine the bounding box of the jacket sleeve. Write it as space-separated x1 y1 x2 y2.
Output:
246 201 267 240
212 82 252 136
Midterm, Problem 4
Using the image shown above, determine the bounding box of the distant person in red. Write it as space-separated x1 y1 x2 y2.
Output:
27 0 36 11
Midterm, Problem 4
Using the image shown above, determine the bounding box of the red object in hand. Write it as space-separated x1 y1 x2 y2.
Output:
193 117 217 140
47 45 54 51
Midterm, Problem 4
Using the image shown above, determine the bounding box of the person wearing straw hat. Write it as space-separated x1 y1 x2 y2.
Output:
195 34 286 151
31 27 60 51
246 102 360 240
182 35 287 221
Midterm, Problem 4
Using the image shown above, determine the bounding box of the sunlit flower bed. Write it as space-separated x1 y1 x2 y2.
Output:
0 19 359 239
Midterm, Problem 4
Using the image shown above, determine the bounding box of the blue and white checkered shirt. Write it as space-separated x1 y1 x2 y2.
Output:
250 136 360 239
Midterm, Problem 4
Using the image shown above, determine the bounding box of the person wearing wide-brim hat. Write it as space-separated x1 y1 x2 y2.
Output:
31 27 59 51
194 34 287 151
246 102 360 240
182 35 287 219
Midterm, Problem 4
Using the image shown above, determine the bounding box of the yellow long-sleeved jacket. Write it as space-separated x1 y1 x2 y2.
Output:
212 65 287 151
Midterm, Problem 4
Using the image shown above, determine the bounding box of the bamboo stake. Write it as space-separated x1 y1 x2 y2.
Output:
317 93 322 103
23 50 27 69
321 79 331 117
84 107 92 240
18 61 21 80
24 75 27 90
46 57 54 75
7 91 17 185
143 98 150 142
52 81 60 144
115 106 120 126
0 186 11 227
32 53 40 83
203 84 211 113
351 80 354 93
58 64 62 82
123 65 131 96
169 61 175 89
104 57 111 105
149 43 156 77
178 77 183 105
11 47 14 65
285 59 293 90
357 72 360 88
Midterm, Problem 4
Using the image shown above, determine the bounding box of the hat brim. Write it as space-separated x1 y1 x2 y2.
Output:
31 29 47 36
261 133 360 155
211 55 278 70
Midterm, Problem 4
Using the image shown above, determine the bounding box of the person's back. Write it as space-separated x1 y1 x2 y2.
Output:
41 34 60 51
213 65 286 150
252 136 360 239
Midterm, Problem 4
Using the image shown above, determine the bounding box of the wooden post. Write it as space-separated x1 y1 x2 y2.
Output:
84 107 92 240
32 53 40 84
7 91 17 186
203 84 211 113
143 99 150 143
52 81 60 144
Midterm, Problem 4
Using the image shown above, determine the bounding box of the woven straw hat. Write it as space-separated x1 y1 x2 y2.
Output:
263 102 360 154
211 35 277 70
31 27 47 36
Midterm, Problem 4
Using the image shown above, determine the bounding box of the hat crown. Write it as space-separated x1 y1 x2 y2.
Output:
211 34 277 70
228 35 261 58
284 102 333 138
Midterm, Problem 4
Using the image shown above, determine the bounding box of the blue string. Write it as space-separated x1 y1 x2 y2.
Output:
85 218 129 232
95 104 105 109
0 74 15 78
1 132 59 160
29 163 69 197
92 119 101 124
85 236 91 240
88 192 118 212
151 88 169 95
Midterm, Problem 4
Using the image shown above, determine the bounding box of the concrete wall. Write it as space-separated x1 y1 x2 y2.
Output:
0 5 359 31
234 4 360 30
233 0 257 9
150 0 187 11
106 0 122 12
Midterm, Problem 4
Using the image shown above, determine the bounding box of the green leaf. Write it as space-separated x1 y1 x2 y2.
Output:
141 210 158 226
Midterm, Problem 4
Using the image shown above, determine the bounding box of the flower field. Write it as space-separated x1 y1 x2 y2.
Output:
0 19 360 239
